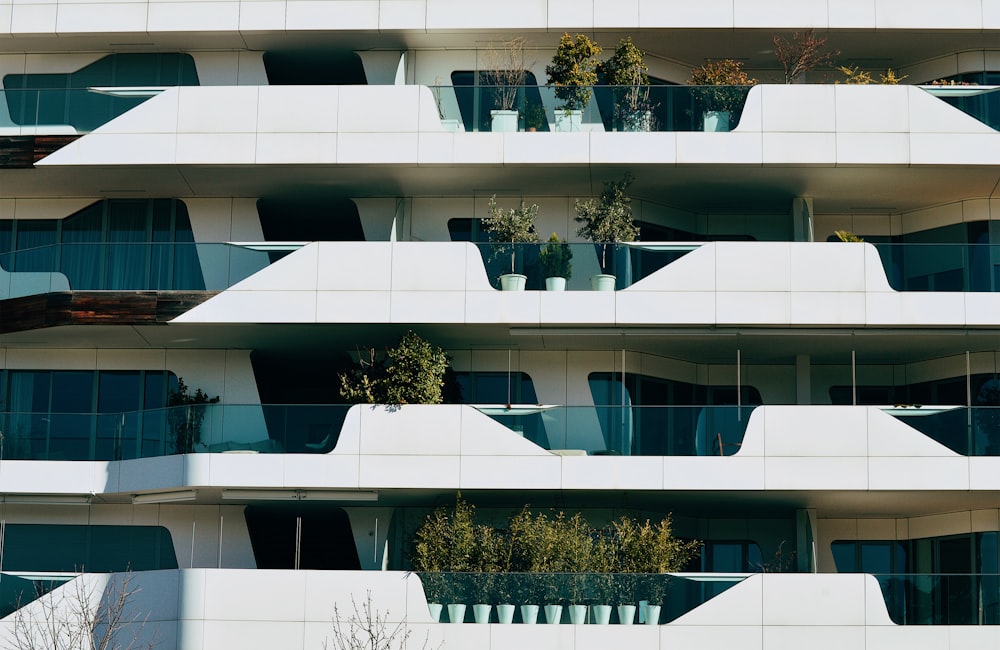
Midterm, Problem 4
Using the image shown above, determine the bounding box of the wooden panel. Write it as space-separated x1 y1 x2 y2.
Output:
0 291 215 334
0 135 80 168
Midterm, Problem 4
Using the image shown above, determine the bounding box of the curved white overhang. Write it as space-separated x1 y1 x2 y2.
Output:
1 405 997 509
169 241 1000 328
26 84 1000 213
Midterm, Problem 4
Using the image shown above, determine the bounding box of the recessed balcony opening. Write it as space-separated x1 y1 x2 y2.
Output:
244 505 361 570
263 50 367 85
257 197 365 243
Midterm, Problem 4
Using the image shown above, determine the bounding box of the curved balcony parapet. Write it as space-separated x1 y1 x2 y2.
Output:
174 241 1000 328
38 85 1000 168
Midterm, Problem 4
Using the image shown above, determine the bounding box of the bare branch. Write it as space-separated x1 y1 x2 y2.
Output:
773 30 839 83
323 592 440 650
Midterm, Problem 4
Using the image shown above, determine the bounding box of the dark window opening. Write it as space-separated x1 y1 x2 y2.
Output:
257 197 365 263
263 51 367 85
1 524 177 572
244 506 362 570
3 53 198 131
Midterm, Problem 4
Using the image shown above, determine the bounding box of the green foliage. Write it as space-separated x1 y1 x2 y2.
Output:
411 495 702 606
482 195 540 275
574 173 639 272
339 331 450 405
546 33 602 110
834 229 864 242
688 59 758 113
167 377 219 454
601 37 651 126
539 232 572 279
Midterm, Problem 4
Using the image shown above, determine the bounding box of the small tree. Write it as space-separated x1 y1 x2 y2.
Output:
539 233 572 280
546 33 602 110
689 59 758 114
481 196 540 275
325 592 438 650
773 29 839 83
601 37 651 129
574 173 639 273
166 378 219 454
10 571 157 650
485 37 530 112
339 331 450 406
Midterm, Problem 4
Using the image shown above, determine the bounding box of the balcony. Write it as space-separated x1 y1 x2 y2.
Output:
414 572 745 624
432 84 754 133
0 242 298 300
0 86 167 136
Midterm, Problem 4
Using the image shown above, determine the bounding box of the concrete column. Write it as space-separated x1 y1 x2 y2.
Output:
796 508 818 573
345 507 395 570
796 354 812 405
792 197 814 242
356 51 405 85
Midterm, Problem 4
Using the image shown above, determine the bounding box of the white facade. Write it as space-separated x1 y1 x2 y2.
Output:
0 2 999 648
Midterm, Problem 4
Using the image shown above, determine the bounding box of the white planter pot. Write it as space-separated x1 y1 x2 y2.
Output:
447 603 466 624
568 604 587 625
618 110 652 132
497 604 516 624
500 273 527 291
554 109 583 132
544 604 563 624
590 274 616 291
491 109 519 132
545 276 567 291
520 604 540 624
473 603 492 624
427 603 443 622
591 604 612 625
703 110 731 132
617 604 636 625
644 604 661 625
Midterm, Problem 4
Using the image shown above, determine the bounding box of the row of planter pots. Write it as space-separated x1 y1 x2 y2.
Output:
499 273 617 292
428 602 662 625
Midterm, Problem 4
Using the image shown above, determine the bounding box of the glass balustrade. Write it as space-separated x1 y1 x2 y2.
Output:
472 241 699 291
872 243 1000 292
921 85 1000 131
0 87 169 134
0 242 294 297
0 573 72 618
882 406 1000 455
415 572 746 624
873 573 1000 625
0 404 351 461
475 405 753 456
430 85 754 133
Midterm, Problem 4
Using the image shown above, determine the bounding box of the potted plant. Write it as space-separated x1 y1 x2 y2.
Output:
485 37 529 132
525 100 547 132
482 195 540 290
688 59 758 132
339 331 450 405
546 33 601 132
574 173 639 290
601 37 652 132
539 232 572 290
167 378 219 454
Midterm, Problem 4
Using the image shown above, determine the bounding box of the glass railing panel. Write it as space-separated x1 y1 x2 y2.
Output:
0 242 282 296
870 243 1000 292
0 573 69 618
0 404 352 460
476 405 753 456
472 241 699 291
873 573 1000 625
416 572 746 623
431 85 754 133
883 406 1000 455
0 87 168 133
920 85 1000 131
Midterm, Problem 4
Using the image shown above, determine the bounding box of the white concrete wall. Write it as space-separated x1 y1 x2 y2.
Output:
3 569 992 650
38 85 1000 168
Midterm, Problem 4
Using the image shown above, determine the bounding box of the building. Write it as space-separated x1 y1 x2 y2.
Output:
0 2 999 648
